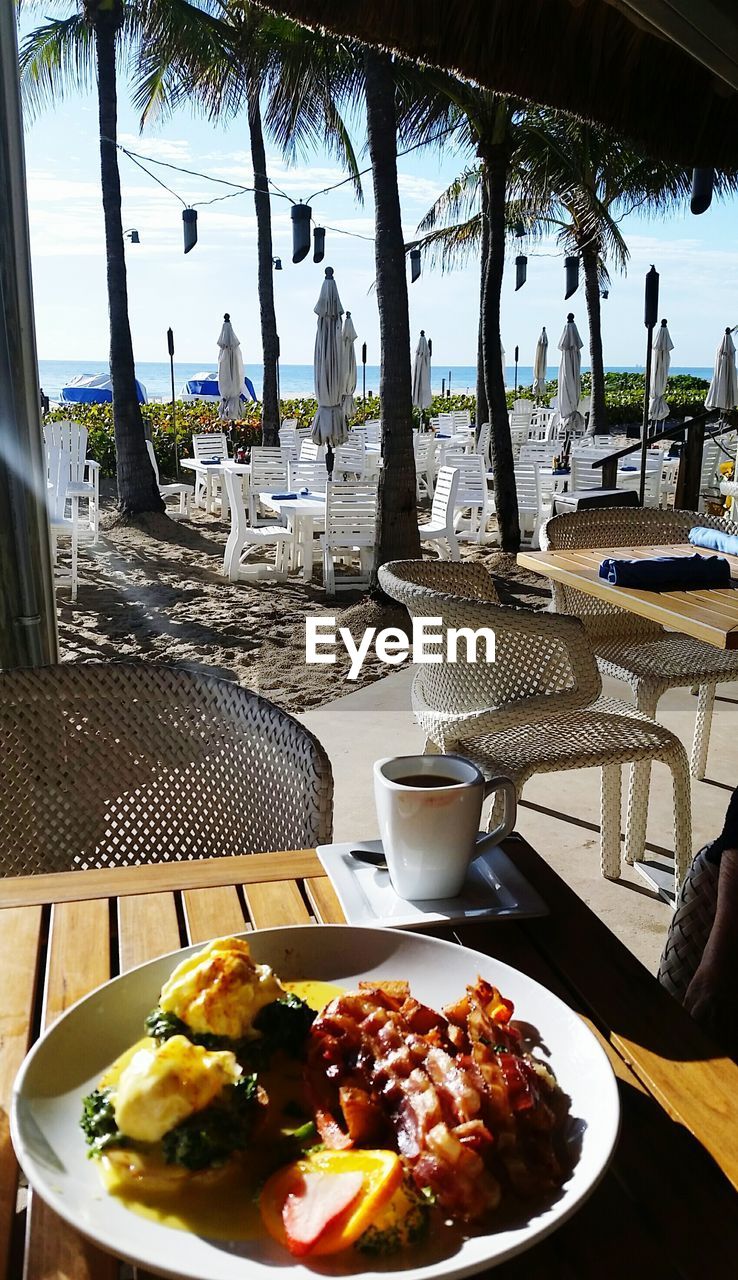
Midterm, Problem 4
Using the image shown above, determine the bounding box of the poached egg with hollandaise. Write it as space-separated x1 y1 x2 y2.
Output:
113 1035 241 1143
158 936 284 1040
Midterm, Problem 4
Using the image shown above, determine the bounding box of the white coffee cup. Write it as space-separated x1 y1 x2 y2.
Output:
373 754 517 900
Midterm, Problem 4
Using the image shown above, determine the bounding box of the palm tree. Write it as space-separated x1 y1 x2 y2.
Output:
417 110 728 443
364 49 420 566
404 88 520 548
20 1 164 516
512 111 705 434
136 0 362 448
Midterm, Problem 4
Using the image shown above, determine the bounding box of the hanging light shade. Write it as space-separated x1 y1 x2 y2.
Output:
644 265 659 328
691 168 714 215
410 247 421 283
291 203 312 263
182 208 197 254
564 255 579 299
313 226 326 263
515 254 527 291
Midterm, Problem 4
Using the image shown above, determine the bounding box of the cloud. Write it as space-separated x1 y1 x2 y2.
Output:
119 134 192 163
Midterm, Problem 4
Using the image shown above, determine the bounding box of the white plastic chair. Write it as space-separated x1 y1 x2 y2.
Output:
514 461 543 546
278 422 299 458
320 479 378 596
334 441 365 479
248 447 289 526
570 448 613 491
475 421 491 472
222 467 290 581
362 419 381 448
617 463 662 508
45 437 82 599
418 466 460 560
443 450 491 543
413 434 434 501
191 431 230 512
145 441 191 518
519 440 556 465
288 459 327 494
43 420 100 543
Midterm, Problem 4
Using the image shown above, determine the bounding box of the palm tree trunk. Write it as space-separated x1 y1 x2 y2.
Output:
94 10 162 516
364 49 420 568
582 244 607 435
248 95 280 447
476 178 490 431
480 140 519 551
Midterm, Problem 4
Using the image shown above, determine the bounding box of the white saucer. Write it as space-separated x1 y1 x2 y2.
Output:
316 837 548 928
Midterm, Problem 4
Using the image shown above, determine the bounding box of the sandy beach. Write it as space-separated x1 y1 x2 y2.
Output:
56 495 550 712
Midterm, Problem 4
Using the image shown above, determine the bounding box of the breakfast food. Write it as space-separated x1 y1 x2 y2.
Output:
81 936 571 1260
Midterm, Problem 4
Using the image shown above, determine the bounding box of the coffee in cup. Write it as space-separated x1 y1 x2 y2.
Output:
373 754 516 900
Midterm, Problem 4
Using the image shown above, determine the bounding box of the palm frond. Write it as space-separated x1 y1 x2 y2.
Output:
416 165 482 234
19 14 96 120
409 215 482 272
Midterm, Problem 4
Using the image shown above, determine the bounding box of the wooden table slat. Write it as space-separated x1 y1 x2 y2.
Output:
0 850 323 911
303 876 346 924
0 907 43 1280
242 879 312 928
118 892 182 973
182 886 248 944
24 900 117 1280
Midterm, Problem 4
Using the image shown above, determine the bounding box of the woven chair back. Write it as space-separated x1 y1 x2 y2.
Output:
379 561 600 731
0 664 333 876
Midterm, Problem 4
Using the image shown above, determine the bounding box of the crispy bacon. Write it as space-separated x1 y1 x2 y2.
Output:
305 978 569 1221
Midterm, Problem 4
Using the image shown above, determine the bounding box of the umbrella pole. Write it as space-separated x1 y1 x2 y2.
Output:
325 442 335 480
167 328 178 480
640 326 655 505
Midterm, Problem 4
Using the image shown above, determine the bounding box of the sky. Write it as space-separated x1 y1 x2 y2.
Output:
18 20 738 371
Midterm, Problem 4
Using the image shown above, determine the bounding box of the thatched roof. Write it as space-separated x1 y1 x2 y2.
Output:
258 0 738 167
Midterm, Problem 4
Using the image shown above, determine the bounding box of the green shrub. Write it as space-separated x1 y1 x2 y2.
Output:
49 371 711 478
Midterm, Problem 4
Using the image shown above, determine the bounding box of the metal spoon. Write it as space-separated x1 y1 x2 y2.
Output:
349 848 388 870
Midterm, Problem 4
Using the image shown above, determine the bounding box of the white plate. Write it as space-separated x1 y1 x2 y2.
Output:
317 841 548 927
12 925 620 1280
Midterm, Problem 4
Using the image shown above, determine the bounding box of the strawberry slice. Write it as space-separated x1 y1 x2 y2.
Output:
282 1170 365 1257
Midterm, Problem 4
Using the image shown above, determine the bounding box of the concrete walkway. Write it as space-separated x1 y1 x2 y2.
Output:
301 669 736 975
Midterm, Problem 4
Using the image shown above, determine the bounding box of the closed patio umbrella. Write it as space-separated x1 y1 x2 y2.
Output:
311 267 348 475
649 320 673 422
217 313 245 420
341 311 358 420
412 330 432 414
557 314 584 434
533 327 548 398
705 327 738 413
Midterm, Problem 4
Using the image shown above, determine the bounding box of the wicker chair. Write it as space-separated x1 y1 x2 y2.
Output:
541 508 738 865
379 560 692 888
0 664 333 876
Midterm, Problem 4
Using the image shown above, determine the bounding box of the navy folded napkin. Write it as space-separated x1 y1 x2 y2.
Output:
619 464 638 471
688 526 738 556
552 468 570 476
270 492 297 501
200 458 221 465
598 553 732 591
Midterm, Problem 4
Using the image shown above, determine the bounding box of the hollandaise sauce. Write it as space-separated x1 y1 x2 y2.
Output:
96 978 343 1240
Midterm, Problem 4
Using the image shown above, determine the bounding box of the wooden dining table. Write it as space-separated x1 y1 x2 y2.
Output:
2 836 738 1279
517 543 738 649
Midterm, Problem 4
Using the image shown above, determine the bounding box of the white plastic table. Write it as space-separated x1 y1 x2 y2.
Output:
259 491 326 582
181 458 230 519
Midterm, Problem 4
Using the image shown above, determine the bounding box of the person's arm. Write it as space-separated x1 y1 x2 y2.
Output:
684 846 738 1054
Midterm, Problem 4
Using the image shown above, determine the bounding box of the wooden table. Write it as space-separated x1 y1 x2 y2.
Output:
3 838 738 1279
518 543 738 648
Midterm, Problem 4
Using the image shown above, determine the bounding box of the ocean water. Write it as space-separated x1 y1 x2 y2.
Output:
38 359 713 403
